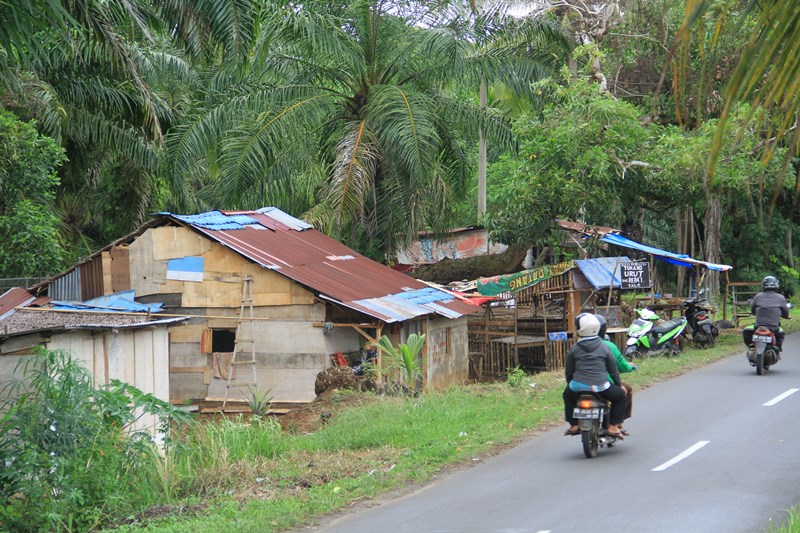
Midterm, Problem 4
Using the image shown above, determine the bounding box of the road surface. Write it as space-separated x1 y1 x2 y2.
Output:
312 332 800 533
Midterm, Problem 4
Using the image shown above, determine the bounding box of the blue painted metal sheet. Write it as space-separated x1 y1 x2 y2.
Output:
52 290 164 313
165 211 260 230
575 257 631 290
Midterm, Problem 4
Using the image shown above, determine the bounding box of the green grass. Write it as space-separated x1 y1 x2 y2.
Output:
108 311 800 533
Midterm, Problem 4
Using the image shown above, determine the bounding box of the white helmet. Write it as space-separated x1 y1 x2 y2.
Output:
637 308 658 321
575 313 601 338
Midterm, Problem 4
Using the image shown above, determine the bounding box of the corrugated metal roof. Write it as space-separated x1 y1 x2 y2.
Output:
574 257 632 290
0 309 188 339
0 288 36 319
160 208 477 323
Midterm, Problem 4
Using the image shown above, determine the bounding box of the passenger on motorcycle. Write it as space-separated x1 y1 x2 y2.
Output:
742 276 790 351
596 314 636 431
563 313 627 439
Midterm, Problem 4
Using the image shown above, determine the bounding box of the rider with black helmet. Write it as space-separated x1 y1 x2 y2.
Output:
742 275 790 350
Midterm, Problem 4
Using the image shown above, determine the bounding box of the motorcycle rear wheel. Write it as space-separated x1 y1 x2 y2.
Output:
582 429 599 458
756 353 764 375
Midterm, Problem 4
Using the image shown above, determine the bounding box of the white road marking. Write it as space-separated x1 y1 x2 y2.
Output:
763 388 799 406
652 441 710 472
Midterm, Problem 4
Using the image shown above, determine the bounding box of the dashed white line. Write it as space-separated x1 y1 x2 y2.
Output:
763 388 799 406
652 441 710 472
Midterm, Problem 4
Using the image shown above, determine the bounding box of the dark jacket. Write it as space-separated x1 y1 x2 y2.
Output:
752 291 790 329
565 336 621 387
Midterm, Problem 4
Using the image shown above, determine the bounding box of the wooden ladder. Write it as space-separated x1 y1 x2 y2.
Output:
223 275 258 409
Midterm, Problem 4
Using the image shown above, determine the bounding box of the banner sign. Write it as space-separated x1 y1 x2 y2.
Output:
477 260 574 295
619 261 651 289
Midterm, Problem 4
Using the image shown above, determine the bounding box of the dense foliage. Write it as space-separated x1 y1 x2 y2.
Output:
0 111 66 277
0 349 188 532
0 0 797 289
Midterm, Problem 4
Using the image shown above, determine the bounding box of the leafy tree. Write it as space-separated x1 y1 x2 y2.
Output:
0 110 66 277
166 0 534 260
485 67 669 251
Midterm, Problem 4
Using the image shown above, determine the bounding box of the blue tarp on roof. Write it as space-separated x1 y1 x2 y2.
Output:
52 290 163 313
164 210 260 230
599 233 732 271
575 257 631 290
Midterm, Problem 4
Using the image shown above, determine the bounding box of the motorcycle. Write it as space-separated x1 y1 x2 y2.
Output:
572 392 621 458
747 326 780 375
623 308 688 359
682 296 719 349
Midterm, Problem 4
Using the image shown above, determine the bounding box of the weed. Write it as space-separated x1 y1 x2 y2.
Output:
505 367 530 388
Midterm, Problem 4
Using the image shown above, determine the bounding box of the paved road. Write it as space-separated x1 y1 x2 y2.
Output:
311 332 800 533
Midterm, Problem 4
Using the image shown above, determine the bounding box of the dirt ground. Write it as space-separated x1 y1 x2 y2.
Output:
273 367 382 433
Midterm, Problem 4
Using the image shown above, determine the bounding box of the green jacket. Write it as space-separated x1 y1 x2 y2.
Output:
603 338 634 384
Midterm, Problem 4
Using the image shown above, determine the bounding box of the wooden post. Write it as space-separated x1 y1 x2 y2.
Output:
513 297 519 368
723 270 730 322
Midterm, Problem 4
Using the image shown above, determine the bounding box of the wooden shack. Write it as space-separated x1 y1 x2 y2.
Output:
28 208 478 406
0 288 187 433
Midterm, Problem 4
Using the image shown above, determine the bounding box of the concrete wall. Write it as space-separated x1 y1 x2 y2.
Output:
425 316 469 390
168 303 357 404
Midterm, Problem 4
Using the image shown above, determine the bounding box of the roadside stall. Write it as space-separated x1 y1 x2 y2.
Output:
468 257 631 377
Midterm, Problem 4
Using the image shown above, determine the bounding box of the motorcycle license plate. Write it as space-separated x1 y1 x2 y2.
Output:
753 334 773 342
573 407 600 419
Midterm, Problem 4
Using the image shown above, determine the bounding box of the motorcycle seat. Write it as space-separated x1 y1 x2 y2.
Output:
652 320 682 334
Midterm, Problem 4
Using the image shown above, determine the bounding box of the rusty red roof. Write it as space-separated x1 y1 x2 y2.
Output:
0 288 38 319
161 208 478 323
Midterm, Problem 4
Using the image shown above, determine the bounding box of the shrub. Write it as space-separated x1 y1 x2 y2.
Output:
0 348 188 532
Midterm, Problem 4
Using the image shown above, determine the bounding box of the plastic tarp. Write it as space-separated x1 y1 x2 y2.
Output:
600 233 732 271
51 290 164 313
574 256 631 290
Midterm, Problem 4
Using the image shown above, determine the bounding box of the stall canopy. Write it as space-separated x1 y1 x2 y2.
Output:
599 233 732 271
477 257 631 296
575 257 632 289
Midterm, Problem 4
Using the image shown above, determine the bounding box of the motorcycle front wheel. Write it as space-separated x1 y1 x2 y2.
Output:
582 428 599 458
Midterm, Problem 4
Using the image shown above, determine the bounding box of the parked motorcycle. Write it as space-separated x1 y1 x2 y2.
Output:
624 308 688 359
682 296 719 349
572 392 621 458
747 326 780 375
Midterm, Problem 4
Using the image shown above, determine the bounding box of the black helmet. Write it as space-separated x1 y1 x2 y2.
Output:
596 314 608 339
762 275 779 291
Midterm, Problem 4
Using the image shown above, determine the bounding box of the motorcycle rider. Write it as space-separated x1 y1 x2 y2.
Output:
596 314 636 430
742 276 790 351
563 313 627 439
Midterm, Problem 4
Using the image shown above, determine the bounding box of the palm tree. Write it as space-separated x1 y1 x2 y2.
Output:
460 0 570 218
168 0 557 260
1 1 260 250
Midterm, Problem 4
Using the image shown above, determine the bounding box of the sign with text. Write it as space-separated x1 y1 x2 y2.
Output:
619 261 651 289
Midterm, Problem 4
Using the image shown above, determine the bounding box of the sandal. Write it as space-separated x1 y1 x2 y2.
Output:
564 427 581 436
605 430 624 439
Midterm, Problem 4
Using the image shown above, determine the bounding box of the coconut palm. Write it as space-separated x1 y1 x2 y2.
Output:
1 1 260 249
167 0 566 259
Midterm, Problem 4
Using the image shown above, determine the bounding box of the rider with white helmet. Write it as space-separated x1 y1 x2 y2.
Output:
562 313 628 439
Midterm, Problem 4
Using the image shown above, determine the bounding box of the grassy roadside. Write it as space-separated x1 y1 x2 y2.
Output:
112 313 800 533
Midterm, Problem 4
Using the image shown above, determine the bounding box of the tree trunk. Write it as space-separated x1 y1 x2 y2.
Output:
477 79 487 218
788 227 795 268
704 193 722 296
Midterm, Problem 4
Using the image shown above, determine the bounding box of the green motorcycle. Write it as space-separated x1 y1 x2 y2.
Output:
623 308 688 359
